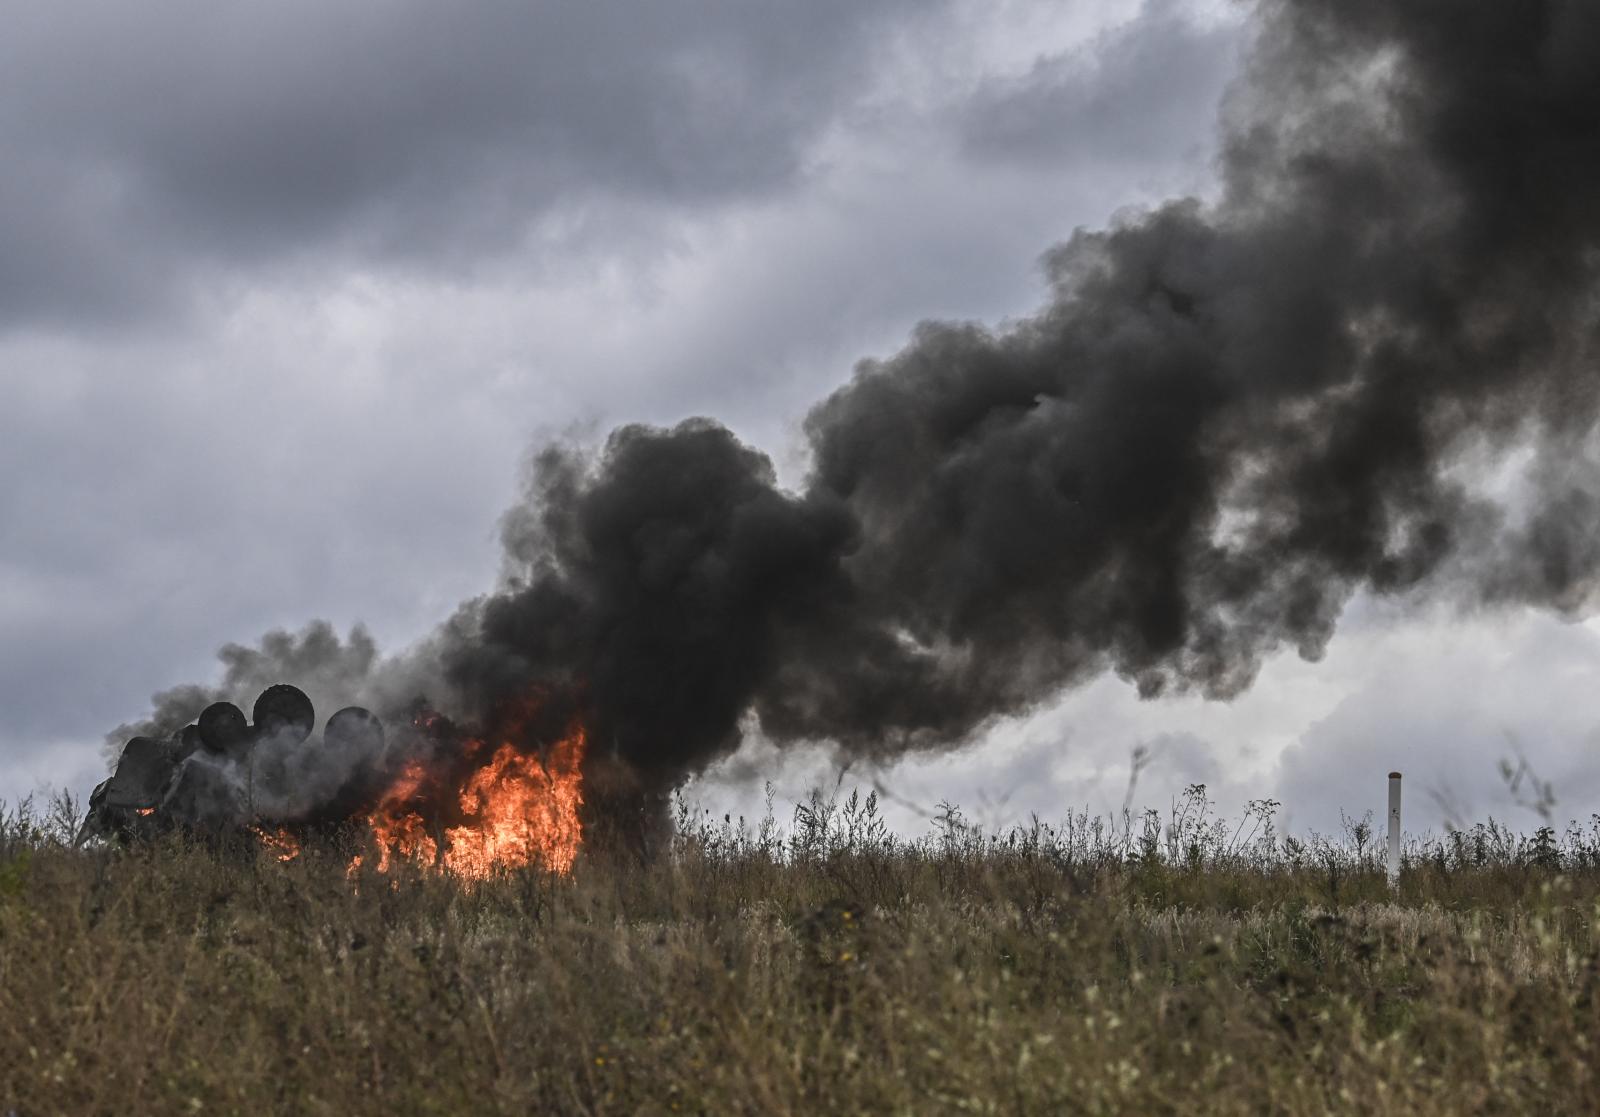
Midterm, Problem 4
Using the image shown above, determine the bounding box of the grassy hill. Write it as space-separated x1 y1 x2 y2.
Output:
3 788 1599 1115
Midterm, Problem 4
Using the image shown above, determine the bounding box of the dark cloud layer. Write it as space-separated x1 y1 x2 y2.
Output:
94 0 1600 829
0 0 925 330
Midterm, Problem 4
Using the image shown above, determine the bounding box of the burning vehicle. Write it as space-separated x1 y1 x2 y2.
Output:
79 682 588 878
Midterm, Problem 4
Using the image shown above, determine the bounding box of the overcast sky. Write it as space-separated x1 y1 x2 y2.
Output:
4 0 1595 840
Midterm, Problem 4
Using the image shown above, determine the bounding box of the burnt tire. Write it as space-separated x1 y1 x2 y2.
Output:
324 706 385 754
253 684 315 744
198 702 249 754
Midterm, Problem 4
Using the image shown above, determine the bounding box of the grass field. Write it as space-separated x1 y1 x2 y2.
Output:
4 786 1600 1115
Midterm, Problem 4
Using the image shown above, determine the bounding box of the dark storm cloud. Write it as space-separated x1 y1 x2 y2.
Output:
960 0 1244 169
0 0 926 329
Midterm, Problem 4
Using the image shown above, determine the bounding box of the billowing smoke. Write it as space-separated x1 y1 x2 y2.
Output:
106 622 383 753
109 0 1600 827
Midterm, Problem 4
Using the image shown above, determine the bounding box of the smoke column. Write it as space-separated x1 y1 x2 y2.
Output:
114 0 1600 815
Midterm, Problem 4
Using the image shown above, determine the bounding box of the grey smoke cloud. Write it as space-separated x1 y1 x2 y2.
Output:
684 0 1599 768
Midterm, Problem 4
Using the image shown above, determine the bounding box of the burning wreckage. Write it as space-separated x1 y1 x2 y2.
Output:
80 684 381 843
79 683 588 878
76 0 1600 884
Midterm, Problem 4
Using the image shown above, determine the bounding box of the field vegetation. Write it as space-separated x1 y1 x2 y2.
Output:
4 784 1600 1114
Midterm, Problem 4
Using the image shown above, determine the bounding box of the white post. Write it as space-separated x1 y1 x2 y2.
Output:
1387 771 1402 892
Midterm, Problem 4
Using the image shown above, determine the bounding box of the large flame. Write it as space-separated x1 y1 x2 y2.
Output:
358 723 586 879
361 759 440 873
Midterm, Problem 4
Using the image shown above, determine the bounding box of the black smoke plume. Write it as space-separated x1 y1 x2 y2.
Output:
114 0 1600 824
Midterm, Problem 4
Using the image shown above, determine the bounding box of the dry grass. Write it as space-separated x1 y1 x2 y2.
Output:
4 787 1600 1115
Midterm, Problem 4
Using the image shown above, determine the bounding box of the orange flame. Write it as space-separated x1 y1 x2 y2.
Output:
358 725 585 880
252 826 302 863
363 759 440 873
